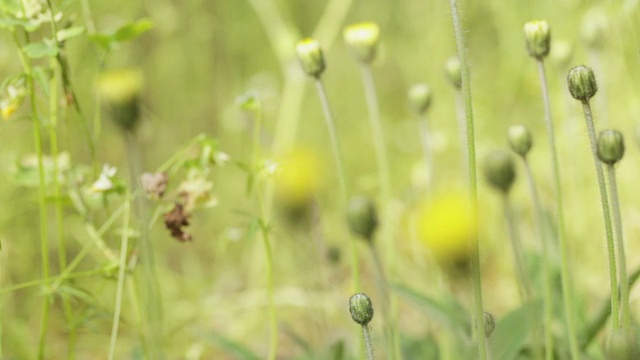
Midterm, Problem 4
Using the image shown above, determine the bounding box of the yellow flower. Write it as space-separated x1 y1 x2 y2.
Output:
274 148 325 207
416 192 477 270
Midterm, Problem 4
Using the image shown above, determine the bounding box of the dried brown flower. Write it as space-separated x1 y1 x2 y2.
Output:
141 172 169 198
164 203 192 242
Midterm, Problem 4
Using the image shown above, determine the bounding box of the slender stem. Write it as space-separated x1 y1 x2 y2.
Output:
251 106 278 360
447 2 485 358
313 78 361 292
535 59 579 359
607 165 630 330
501 194 530 302
581 101 618 328
522 158 554 360
362 325 375 360
368 244 398 359
359 65 391 199
454 90 467 173
107 191 131 360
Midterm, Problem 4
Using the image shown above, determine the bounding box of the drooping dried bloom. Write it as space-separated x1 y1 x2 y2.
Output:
141 172 169 199
164 203 192 242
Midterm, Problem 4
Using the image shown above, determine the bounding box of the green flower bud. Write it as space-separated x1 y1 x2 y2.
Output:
296 38 326 78
567 65 597 102
347 196 378 241
408 83 433 115
507 124 533 158
349 293 374 325
582 7 608 50
597 129 625 165
523 20 551 59
96 69 143 132
550 39 572 69
343 22 380 64
483 150 516 193
444 57 462 90
606 329 638 360
484 312 496 338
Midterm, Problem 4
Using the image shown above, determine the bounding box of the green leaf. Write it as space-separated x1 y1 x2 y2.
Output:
23 41 58 59
88 33 113 50
57 26 86 42
113 18 153 42
490 300 543 360
204 333 260 360
391 283 470 335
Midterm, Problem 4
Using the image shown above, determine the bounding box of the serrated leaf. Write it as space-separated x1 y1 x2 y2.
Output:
23 41 58 59
205 333 260 360
490 300 543 360
57 26 85 42
113 18 153 42
391 282 470 335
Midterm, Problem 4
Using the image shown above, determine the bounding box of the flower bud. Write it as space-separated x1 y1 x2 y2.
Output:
523 20 551 59
343 22 380 64
597 129 625 165
582 7 608 50
408 83 432 115
483 150 516 193
507 125 533 158
347 196 378 241
349 293 374 325
96 69 143 131
484 312 496 337
567 65 597 102
444 57 462 90
550 39 572 69
295 38 326 78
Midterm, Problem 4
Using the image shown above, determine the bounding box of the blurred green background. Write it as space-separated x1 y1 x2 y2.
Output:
1 0 640 358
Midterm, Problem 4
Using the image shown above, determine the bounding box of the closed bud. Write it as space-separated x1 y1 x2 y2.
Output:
582 7 608 50
524 20 551 59
96 69 143 132
567 65 597 102
483 150 516 193
507 125 533 158
343 22 380 64
484 312 496 338
347 196 378 241
408 83 433 115
349 293 374 325
550 39 572 69
444 57 462 90
597 129 625 165
296 38 326 78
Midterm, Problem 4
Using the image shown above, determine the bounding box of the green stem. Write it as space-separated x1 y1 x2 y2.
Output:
368 244 400 360
501 194 530 302
447 1 485 358
313 78 360 292
362 325 375 360
581 101 618 329
535 59 579 359
607 164 629 330
107 191 131 360
522 158 554 360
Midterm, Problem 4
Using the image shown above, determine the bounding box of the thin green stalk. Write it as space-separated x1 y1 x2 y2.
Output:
251 106 278 360
522 158 554 360
447 1 486 358
107 191 131 360
607 164 630 329
501 194 530 302
359 65 391 200
362 325 375 360
581 101 618 329
313 79 361 292
454 90 467 172
535 59 579 359
368 244 400 360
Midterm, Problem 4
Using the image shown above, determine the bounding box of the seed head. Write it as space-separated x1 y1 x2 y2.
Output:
408 83 433 115
347 196 378 241
567 65 597 102
507 125 533 158
343 22 380 64
483 150 516 193
296 38 326 78
444 57 462 90
349 293 374 325
597 129 625 165
96 69 143 131
523 20 551 59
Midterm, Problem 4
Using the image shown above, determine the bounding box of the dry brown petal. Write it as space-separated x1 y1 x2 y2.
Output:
164 203 192 242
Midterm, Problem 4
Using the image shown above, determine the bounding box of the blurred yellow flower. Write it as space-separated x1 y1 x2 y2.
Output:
416 192 477 270
274 148 325 207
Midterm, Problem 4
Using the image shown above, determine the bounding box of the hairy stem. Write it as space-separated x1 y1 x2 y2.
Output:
607 165 629 330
